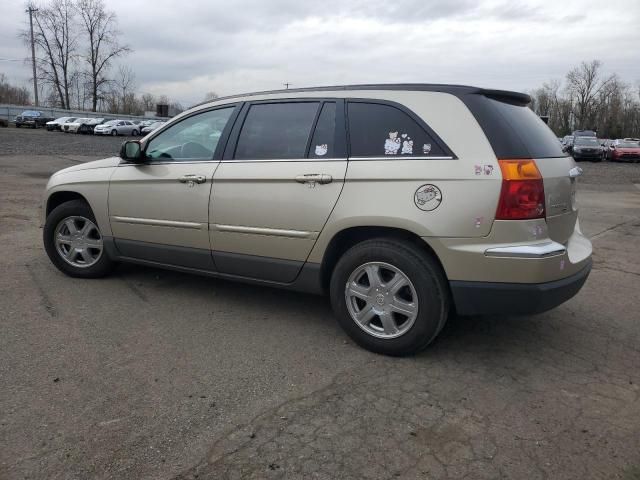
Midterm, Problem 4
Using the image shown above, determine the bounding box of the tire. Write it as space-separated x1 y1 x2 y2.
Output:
330 238 449 356
111 130 117 136
43 199 115 278
132 129 138 136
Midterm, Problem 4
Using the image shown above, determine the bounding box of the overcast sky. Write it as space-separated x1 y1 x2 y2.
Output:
1 0 639 106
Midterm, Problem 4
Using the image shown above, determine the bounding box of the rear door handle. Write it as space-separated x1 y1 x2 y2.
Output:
295 174 333 185
178 174 207 184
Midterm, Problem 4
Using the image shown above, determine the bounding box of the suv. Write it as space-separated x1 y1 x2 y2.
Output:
15 110 54 128
42 84 592 356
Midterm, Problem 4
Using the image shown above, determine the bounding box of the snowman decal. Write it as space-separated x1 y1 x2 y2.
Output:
384 131 401 155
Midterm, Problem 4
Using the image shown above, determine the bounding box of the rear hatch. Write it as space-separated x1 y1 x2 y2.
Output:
462 92 577 244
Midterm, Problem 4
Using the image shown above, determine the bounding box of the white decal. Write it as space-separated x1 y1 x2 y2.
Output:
483 165 494 175
423 143 431 154
315 144 328 156
474 165 482 175
384 131 401 155
401 138 413 155
475 216 484 228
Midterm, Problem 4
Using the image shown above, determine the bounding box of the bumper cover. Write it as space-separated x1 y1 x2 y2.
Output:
450 259 592 316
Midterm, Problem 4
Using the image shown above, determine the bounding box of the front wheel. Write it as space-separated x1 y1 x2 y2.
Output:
132 129 138 136
111 129 117 136
43 200 115 278
330 239 449 356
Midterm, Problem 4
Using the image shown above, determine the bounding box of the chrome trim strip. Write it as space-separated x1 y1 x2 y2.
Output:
118 160 218 166
220 158 347 163
484 242 566 259
111 216 204 230
212 224 317 239
349 156 454 161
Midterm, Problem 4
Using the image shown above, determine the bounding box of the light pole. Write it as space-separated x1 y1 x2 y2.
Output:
26 6 39 106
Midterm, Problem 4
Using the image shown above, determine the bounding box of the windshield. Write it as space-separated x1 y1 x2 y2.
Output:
103 120 117 126
617 141 639 148
575 137 600 146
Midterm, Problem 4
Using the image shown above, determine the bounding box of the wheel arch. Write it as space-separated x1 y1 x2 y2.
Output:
46 191 91 217
318 226 448 292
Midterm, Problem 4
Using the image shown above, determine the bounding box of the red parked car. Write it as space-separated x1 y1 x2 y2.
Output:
609 140 640 162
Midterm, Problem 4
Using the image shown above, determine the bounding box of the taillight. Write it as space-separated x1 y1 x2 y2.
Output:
495 159 545 220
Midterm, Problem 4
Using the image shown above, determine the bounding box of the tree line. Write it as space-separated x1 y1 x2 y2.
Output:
529 60 640 139
13 0 184 116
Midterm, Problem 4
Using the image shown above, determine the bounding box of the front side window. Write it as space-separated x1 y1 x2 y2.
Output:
146 107 234 161
347 102 446 158
235 102 319 160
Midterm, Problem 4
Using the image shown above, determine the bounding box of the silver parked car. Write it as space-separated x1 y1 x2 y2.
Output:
93 119 139 136
42 84 592 356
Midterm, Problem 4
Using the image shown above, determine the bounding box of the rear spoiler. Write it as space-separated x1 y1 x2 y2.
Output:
479 89 531 106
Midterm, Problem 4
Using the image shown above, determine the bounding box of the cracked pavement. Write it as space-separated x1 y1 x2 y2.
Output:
1 129 639 479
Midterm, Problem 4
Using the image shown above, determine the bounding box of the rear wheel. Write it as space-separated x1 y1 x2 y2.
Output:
330 239 449 356
132 129 138 136
43 200 115 278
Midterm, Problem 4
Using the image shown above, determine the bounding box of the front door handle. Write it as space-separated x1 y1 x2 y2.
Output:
178 174 207 184
295 174 333 185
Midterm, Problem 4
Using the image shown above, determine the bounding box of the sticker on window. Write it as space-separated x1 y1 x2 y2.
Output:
315 144 328 156
384 131 401 155
401 134 413 154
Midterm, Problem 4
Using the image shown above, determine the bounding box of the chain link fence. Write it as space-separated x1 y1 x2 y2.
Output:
0 103 163 124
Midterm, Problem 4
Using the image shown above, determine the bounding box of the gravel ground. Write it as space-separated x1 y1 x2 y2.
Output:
0 126 125 157
1 128 640 479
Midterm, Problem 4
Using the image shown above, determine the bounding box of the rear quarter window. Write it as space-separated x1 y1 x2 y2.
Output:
347 102 451 158
463 95 566 159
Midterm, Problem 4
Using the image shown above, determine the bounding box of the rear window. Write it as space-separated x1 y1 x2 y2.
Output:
463 95 567 159
347 102 447 158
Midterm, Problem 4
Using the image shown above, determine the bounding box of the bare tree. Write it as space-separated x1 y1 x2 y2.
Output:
116 64 136 113
203 91 219 102
0 74 31 104
140 93 156 112
76 0 130 111
565 60 615 130
23 0 78 109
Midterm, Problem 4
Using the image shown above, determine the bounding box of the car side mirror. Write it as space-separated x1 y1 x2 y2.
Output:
120 140 145 163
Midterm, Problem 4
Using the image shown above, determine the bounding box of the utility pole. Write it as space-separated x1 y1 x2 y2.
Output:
283 82 291 90
26 6 39 106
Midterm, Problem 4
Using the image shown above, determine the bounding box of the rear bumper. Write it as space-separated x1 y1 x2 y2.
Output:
450 259 591 316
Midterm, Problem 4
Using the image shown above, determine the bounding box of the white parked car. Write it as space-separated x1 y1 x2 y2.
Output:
140 121 165 135
46 117 76 131
94 120 139 136
63 118 91 133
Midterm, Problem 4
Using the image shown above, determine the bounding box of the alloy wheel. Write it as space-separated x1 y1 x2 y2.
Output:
54 216 103 268
345 262 418 339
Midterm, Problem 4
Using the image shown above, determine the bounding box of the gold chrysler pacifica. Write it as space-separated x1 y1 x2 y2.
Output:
42 84 592 356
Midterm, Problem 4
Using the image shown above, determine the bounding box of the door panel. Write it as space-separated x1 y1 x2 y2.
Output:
210 100 346 282
210 160 346 264
109 162 216 258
